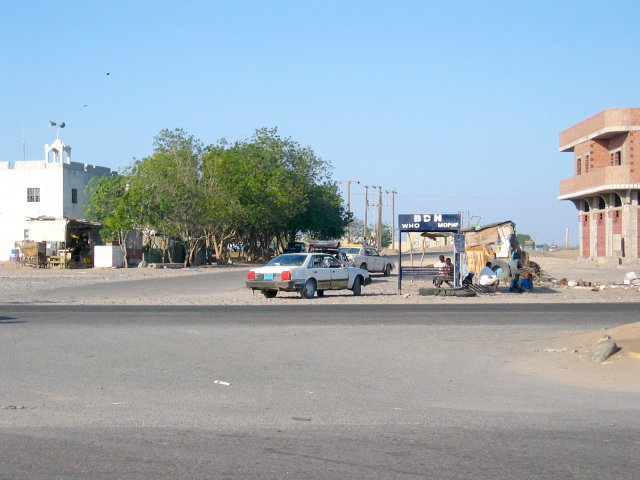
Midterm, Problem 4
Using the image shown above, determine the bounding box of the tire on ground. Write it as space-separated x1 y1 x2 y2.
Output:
352 276 362 296
383 264 392 277
300 279 316 299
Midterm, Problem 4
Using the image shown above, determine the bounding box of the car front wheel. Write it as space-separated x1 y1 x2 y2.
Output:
300 279 316 299
383 264 392 277
352 276 362 296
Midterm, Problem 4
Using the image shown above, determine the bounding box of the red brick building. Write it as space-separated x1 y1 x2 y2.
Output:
559 108 640 263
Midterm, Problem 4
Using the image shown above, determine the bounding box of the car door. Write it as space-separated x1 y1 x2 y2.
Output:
326 256 348 289
369 248 383 272
364 248 378 272
310 255 332 290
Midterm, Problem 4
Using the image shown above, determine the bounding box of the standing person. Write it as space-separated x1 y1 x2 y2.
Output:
479 261 500 292
509 249 520 278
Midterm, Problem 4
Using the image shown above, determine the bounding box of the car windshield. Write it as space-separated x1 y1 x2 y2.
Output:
267 254 307 266
339 247 360 254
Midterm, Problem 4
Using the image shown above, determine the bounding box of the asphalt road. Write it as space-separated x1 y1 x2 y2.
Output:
1 304 639 479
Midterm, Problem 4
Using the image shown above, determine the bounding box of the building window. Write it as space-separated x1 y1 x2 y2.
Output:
610 150 622 166
613 193 622 207
585 155 589 173
576 158 581 175
27 187 40 202
72 188 78 204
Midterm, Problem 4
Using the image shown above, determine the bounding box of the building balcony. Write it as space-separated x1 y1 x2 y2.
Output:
560 108 640 151
559 165 640 199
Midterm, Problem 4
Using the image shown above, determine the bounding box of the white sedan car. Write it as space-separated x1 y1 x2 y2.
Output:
246 253 372 299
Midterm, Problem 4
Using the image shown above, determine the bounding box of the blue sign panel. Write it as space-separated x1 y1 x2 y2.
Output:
398 213 461 232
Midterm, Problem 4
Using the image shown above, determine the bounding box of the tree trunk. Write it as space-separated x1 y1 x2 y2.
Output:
118 230 129 268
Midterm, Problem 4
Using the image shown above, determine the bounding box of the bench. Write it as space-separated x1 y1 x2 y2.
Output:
400 267 454 286
400 266 442 280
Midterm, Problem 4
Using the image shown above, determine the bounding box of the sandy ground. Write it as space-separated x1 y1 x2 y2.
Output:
1 249 639 306
1 249 639 392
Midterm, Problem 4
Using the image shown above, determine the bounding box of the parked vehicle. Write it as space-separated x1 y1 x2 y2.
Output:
338 244 395 276
284 241 306 253
246 253 371 299
307 240 349 266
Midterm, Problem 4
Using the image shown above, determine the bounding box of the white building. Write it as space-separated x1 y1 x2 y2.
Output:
0 136 112 260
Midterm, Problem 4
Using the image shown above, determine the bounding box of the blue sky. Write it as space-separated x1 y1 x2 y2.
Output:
2 0 639 245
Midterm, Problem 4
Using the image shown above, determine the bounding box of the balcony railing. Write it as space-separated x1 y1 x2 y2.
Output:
559 165 639 198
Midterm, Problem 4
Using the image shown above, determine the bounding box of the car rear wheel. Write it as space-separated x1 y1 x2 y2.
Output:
352 276 362 296
383 264 392 277
300 279 316 299
262 290 278 298
359 263 368 271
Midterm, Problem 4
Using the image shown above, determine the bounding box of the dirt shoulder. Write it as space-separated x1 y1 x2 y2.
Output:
515 322 640 393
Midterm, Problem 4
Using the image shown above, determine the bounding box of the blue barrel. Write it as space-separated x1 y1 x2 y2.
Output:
10 249 19 262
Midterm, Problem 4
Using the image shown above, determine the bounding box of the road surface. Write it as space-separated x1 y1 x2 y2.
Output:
1 304 638 479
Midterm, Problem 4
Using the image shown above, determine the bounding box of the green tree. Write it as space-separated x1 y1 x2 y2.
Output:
516 233 534 246
129 129 206 266
380 223 393 249
84 174 135 267
201 141 245 263
85 126 353 266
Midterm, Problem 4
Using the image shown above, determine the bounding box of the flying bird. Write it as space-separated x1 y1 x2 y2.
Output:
105 72 110 75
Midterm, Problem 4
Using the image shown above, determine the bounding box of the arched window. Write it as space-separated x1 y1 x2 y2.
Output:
583 200 590 212
597 196 606 210
613 194 622 207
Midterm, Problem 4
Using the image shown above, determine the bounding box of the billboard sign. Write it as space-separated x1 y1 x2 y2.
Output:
398 213 462 232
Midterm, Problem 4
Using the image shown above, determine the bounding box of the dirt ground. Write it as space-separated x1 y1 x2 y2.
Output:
515 321 640 394
1 248 639 392
1 249 639 306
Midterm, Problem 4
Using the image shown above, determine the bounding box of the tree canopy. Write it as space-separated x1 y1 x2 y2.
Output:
85 128 351 265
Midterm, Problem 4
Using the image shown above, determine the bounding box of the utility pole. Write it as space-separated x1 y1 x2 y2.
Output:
363 185 370 244
376 186 383 250
390 190 397 251
339 179 359 242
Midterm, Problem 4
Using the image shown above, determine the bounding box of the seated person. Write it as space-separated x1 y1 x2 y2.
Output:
430 255 447 287
441 257 454 287
509 271 523 293
443 258 453 277
520 273 534 292
427 255 446 271
479 262 499 292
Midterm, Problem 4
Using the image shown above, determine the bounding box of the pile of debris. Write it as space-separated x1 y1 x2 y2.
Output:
552 272 640 292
